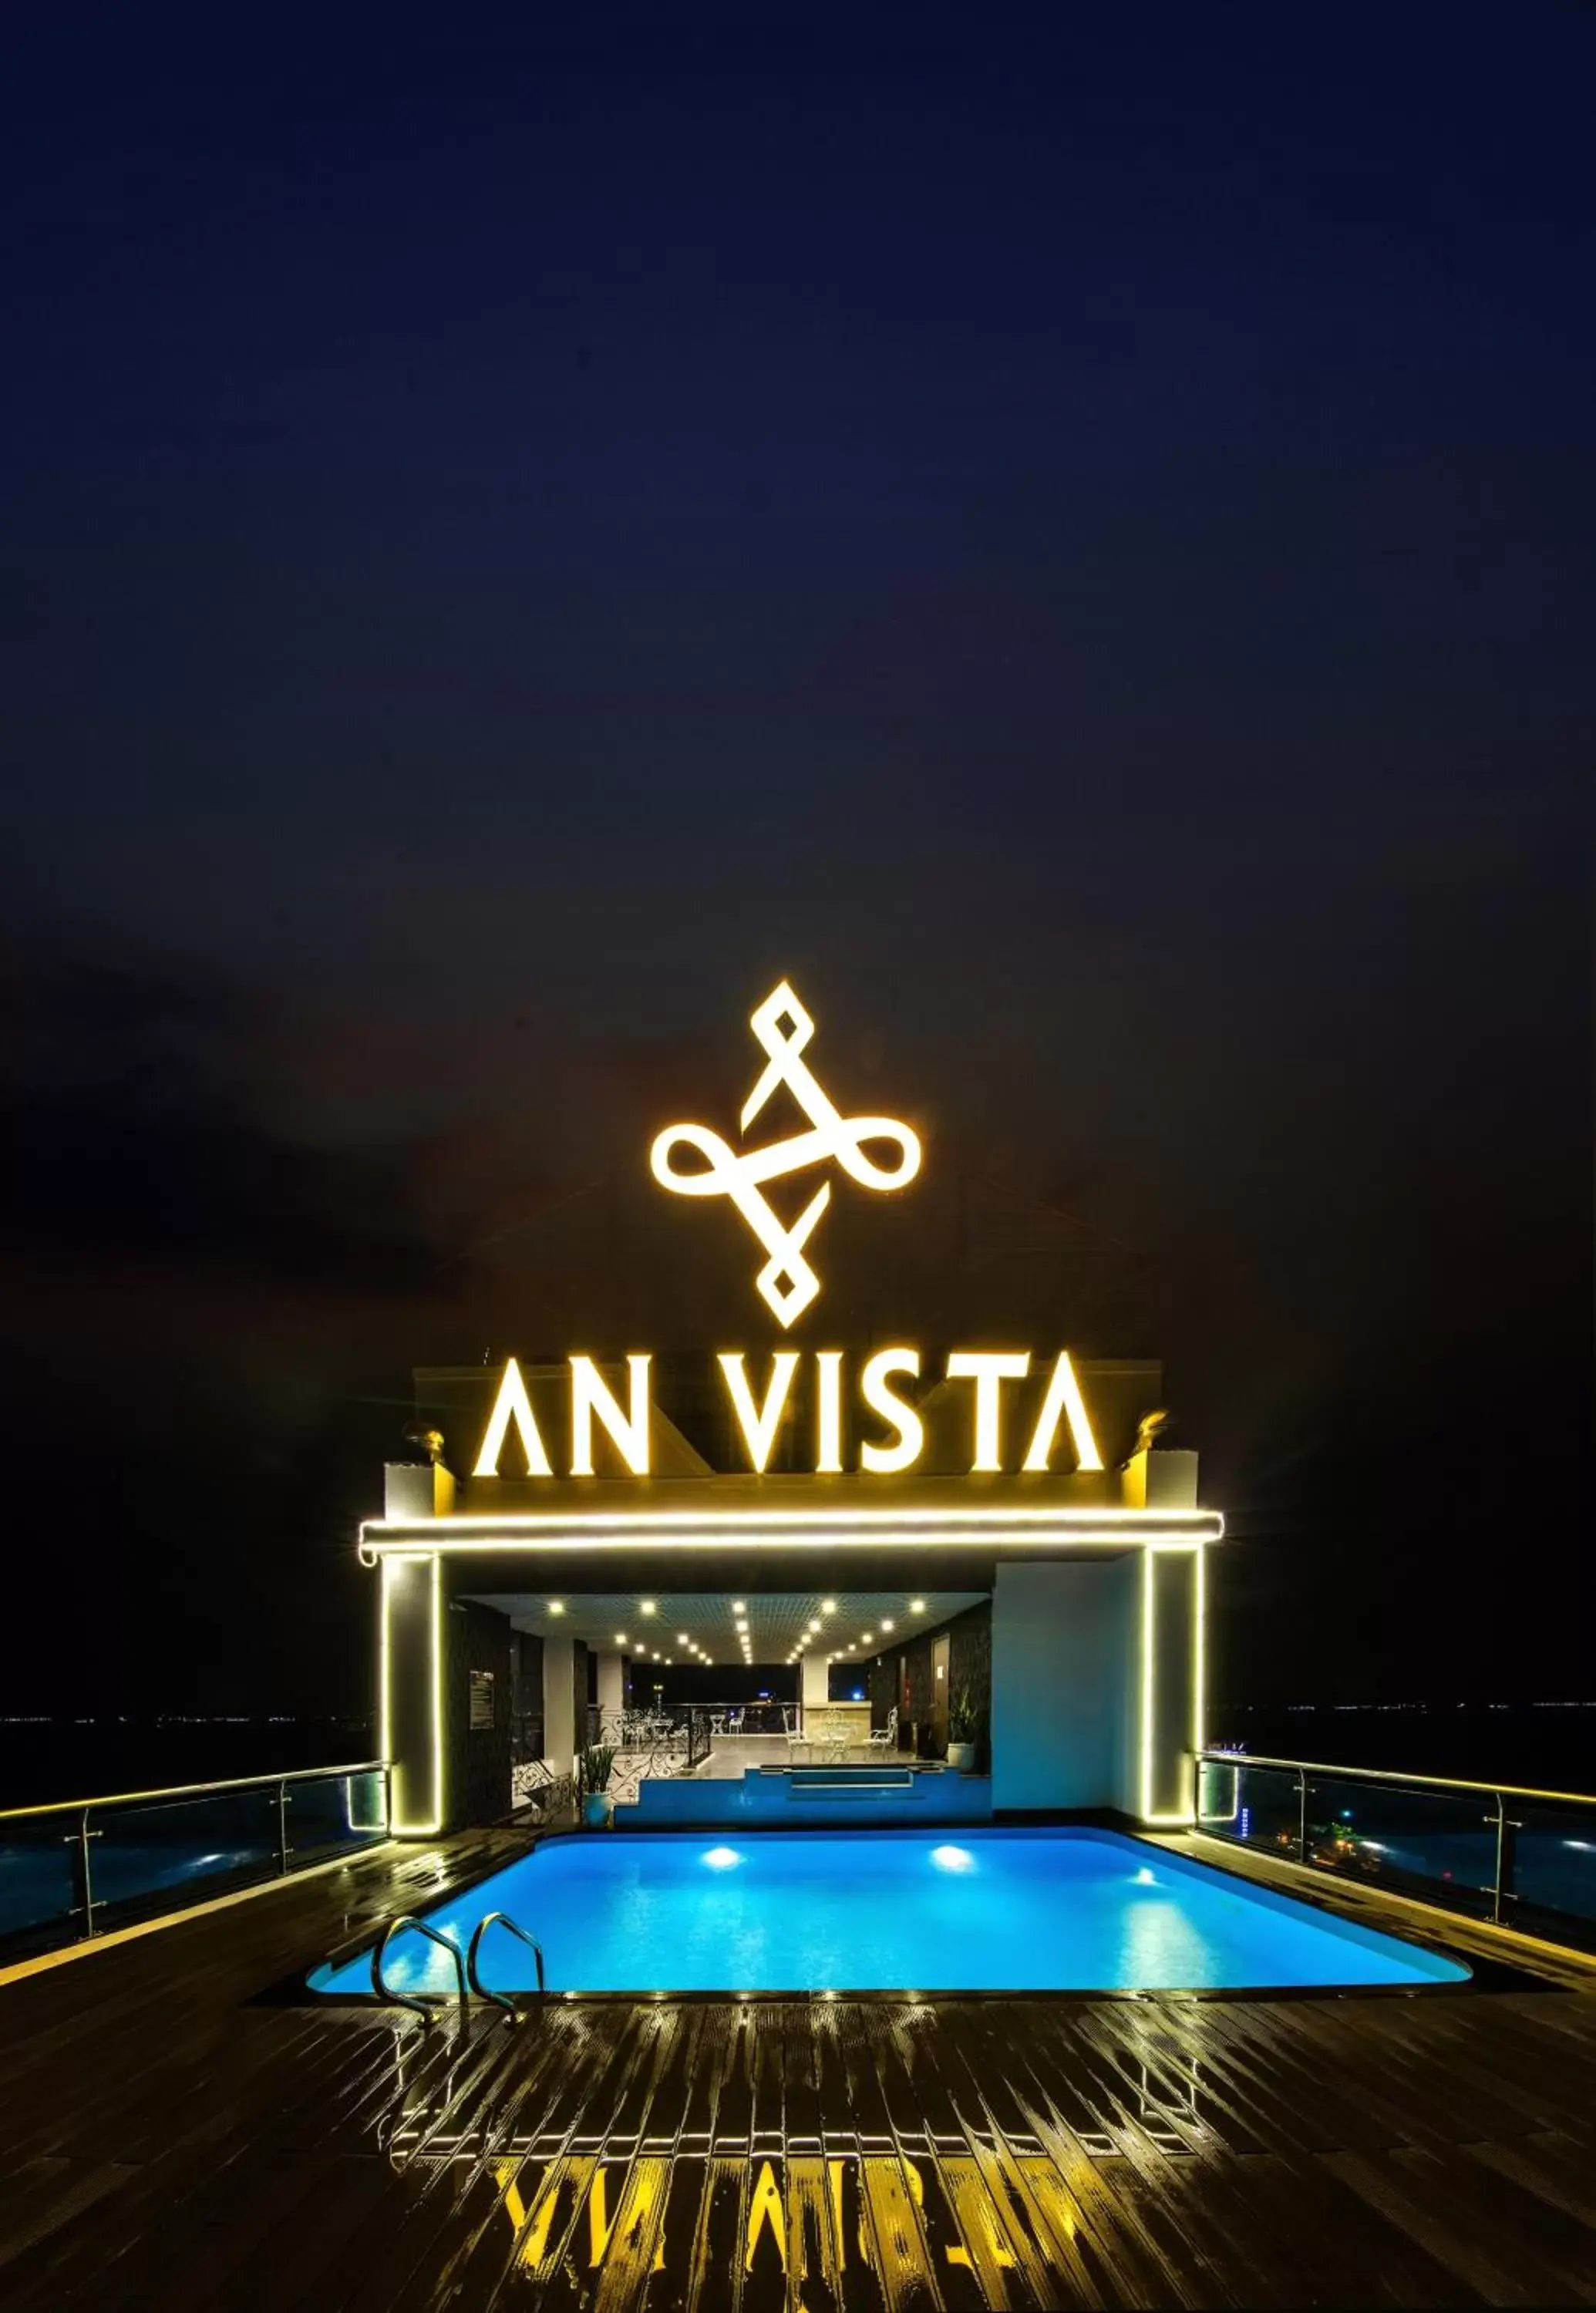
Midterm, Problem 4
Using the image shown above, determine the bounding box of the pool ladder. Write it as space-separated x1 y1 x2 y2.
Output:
371 1907 546 2025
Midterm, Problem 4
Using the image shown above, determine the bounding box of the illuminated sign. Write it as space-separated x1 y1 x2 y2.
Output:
471 1348 1103 1478
650 980 921 1326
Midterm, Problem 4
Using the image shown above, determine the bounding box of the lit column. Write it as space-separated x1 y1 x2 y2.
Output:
542 1631 577 1775
800 1651 830 1726
379 1552 444 1836
596 1651 625 1725
1139 1546 1204 1825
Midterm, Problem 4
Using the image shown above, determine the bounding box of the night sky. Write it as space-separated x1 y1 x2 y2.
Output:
2 2 1590 1722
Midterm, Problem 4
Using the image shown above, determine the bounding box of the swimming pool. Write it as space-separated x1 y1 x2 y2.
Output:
310 1828 1470 1997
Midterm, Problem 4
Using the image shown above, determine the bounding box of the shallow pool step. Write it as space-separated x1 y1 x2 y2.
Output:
788 1779 919 1799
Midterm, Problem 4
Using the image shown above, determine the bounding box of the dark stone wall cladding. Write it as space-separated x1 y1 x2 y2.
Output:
446 1598 513 1827
882 1599 991 1759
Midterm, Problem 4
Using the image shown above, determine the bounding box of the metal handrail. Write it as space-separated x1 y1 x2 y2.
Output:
371 1914 468 2022
1196 1748 1596 1934
466 1910 546 2020
1197 1749 1596 1810
0 1759 391 1823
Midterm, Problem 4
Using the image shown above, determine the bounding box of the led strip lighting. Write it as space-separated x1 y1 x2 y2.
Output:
360 1507 1222 1563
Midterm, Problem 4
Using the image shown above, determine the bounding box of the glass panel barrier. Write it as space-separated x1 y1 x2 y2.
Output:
0 1811 80 1944
1303 1774 1498 1918
1197 1758 1301 1858
0 1763 389 1959
91 1789 281 1921
1510 1803 1596 1950
287 1770 389 1861
1198 1754 1596 1954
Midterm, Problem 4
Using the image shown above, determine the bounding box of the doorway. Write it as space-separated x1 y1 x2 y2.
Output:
931 1634 951 1751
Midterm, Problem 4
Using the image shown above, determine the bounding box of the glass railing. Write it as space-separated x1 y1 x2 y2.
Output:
1197 1750 1596 1952
0 1761 389 1960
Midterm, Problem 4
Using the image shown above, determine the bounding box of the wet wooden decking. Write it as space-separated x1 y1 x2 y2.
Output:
2 1830 1594 2309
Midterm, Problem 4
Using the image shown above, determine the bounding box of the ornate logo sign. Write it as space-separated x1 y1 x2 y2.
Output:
649 980 921 1325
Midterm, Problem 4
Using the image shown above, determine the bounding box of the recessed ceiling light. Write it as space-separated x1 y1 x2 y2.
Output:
807 1620 821 1633
910 1598 926 1613
861 1633 874 1644
640 1600 657 1616
881 1618 894 1631
677 1632 689 1645
821 1599 836 1614
614 1631 628 1645
547 1601 565 1615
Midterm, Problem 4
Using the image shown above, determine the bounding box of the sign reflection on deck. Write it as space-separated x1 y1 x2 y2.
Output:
487 2149 1085 2291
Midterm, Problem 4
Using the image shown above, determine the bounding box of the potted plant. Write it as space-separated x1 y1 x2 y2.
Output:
946 1686 979 1773
580 1743 616 1827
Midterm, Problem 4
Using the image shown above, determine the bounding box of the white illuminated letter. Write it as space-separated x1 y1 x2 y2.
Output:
859 1347 924 1474
473 1357 554 1478
569 1355 652 1476
718 1351 800 1473
1022 1350 1104 1473
814 1349 843 1473
946 1352 1030 1471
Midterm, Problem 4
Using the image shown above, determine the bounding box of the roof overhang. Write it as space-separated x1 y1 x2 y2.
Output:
359 1483 1221 1565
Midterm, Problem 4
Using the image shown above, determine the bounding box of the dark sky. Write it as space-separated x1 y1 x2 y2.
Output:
2 0 1590 1718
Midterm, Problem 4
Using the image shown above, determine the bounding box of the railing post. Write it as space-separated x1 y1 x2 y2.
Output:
1491 1790 1519 1924
276 1780 291 1876
1298 1768 1308 1866
70 1805 99 1939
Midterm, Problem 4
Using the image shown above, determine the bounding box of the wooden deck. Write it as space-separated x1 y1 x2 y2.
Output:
2 1829 1594 2309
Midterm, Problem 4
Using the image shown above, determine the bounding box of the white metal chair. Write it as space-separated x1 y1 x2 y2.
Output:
866 1706 898 1754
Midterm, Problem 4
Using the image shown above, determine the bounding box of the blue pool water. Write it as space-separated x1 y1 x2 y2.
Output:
310 1829 1470 1996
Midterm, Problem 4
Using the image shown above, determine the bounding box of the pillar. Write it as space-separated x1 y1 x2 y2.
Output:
596 1651 625 1721
542 1632 576 1774
378 1462 452 1837
379 1552 443 1836
1138 1545 1205 1824
800 1651 830 1724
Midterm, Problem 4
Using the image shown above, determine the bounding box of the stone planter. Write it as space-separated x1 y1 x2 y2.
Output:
946 1741 975 1774
582 1791 615 1829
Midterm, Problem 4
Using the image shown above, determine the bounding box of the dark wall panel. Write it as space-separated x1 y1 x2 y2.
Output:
445 1598 513 1828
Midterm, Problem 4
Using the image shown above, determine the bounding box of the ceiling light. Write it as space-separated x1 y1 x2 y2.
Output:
881 1619 894 1631
861 1633 874 1645
640 1600 657 1616
910 1599 926 1614
732 1600 746 1611
547 1601 565 1615
614 1631 628 1645
820 1599 836 1614
807 1620 821 1634
677 1633 689 1645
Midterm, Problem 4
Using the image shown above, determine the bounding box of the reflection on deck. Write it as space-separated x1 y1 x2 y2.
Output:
2 1825 1596 2308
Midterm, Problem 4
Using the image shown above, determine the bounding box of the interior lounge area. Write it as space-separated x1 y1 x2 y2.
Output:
372 1497 1215 1837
